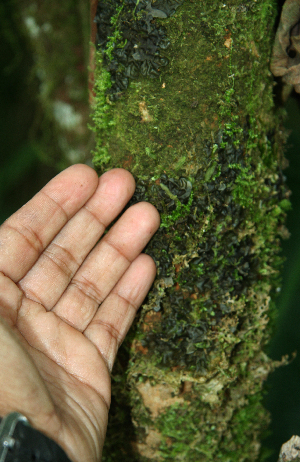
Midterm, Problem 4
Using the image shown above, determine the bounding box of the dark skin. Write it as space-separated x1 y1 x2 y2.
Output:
0 165 160 462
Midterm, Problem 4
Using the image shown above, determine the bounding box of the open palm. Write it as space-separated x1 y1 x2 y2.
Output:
0 165 160 462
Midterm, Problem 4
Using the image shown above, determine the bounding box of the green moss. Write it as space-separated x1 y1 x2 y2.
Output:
153 390 269 461
104 2 126 60
92 0 288 460
93 0 278 176
156 402 198 460
160 190 194 229
229 164 258 209
90 60 115 168
220 394 270 462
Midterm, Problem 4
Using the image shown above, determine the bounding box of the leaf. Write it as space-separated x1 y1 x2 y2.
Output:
270 0 300 93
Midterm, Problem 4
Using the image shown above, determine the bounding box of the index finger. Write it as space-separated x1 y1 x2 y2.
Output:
0 164 99 282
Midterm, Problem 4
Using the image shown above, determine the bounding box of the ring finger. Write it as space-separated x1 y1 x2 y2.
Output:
84 253 156 371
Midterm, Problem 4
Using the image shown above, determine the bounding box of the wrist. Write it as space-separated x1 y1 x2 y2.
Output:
0 412 73 462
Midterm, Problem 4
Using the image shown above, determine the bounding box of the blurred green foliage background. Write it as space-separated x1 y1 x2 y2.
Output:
0 1 59 224
1 1 300 461
264 95 300 461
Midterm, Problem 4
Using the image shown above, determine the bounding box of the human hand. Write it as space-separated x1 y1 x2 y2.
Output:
0 165 160 462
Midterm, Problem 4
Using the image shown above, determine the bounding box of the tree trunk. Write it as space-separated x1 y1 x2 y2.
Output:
14 0 92 168
91 0 290 460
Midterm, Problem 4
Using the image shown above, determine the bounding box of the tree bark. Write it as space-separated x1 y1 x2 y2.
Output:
91 0 290 460
15 0 92 168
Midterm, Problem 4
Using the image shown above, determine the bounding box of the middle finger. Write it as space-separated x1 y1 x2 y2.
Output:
52 201 160 330
18 169 135 308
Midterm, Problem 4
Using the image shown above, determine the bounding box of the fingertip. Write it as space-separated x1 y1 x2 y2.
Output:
113 168 136 186
137 253 158 281
147 202 161 231
64 163 99 183
133 201 161 232
100 168 136 198
114 253 157 307
46 164 99 196
39 164 99 218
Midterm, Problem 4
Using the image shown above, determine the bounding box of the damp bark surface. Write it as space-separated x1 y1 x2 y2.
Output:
92 1 290 461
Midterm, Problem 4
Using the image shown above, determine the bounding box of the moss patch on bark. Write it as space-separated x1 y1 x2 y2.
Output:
92 1 290 460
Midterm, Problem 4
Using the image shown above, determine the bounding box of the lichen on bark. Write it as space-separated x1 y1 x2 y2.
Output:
91 0 290 460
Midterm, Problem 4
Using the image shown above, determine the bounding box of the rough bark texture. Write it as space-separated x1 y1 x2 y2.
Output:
91 0 290 461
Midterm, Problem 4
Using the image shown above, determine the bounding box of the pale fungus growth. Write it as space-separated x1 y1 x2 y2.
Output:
139 101 153 122
271 0 300 93
224 37 232 49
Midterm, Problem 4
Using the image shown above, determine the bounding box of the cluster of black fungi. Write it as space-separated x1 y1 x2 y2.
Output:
94 0 184 100
94 3 287 371
128 128 287 371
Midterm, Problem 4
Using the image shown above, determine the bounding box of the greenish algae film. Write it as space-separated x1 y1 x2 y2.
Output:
91 1 290 460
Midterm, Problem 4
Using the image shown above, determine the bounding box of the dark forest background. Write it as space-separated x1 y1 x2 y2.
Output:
1 1 300 461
